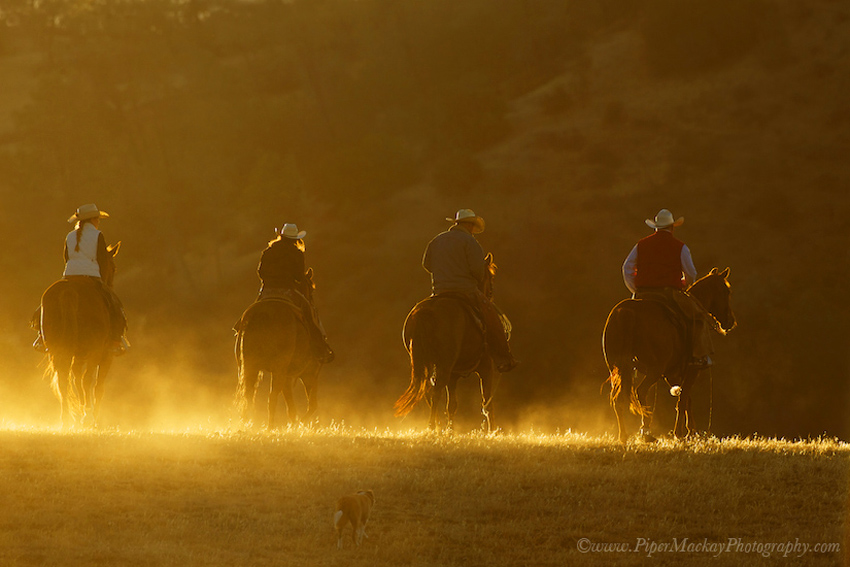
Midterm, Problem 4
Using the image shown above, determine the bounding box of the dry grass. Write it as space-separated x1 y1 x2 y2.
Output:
0 426 846 566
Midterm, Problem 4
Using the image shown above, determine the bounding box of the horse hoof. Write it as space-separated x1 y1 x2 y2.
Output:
641 433 658 443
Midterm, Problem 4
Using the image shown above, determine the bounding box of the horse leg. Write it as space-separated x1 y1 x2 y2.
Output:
280 376 298 426
635 372 658 442
479 361 499 433
239 363 260 427
267 373 282 430
674 368 700 439
69 358 88 427
301 367 320 424
80 362 96 427
50 354 73 428
90 357 113 428
611 365 634 443
429 383 445 430
445 375 460 431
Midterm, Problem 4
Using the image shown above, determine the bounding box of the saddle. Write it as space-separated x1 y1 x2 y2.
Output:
233 291 308 334
424 292 485 335
44 276 120 320
635 288 690 338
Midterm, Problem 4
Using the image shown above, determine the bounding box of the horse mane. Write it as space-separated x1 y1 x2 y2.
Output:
687 267 731 336
687 267 728 291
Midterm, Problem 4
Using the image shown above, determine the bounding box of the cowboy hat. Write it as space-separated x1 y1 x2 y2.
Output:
645 209 684 230
68 203 109 223
277 223 306 239
446 209 485 234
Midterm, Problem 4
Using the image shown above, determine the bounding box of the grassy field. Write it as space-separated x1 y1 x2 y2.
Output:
0 426 846 567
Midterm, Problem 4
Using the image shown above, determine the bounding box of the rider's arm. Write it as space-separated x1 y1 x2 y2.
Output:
96 233 109 278
257 246 274 283
622 245 638 294
422 242 432 274
292 247 306 283
681 245 697 286
466 238 486 285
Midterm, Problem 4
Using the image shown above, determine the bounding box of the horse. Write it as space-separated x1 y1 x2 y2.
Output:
40 242 122 428
235 268 322 429
603 267 736 443
393 253 503 432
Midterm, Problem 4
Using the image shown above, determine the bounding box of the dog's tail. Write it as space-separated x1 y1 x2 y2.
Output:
333 509 344 529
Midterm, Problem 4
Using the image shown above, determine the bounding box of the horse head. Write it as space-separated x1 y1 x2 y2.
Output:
690 267 736 334
102 241 121 288
482 253 497 300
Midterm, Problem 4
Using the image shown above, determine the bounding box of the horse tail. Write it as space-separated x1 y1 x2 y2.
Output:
394 307 434 417
44 286 82 418
234 328 248 415
606 366 622 408
603 301 648 417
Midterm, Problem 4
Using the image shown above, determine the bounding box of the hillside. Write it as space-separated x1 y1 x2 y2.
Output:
0 0 847 438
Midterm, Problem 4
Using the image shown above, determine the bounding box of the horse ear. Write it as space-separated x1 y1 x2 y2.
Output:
709 267 718 275
720 267 730 278
485 252 493 264
108 241 121 257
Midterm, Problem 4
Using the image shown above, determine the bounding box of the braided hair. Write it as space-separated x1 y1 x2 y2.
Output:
74 219 95 251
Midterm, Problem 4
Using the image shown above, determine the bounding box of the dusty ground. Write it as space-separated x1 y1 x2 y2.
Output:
0 427 846 566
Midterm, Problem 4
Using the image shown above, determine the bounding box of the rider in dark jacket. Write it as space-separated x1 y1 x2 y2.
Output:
257 223 334 364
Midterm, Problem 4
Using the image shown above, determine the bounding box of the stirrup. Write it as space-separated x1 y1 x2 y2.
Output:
111 337 130 356
313 342 334 363
496 357 519 373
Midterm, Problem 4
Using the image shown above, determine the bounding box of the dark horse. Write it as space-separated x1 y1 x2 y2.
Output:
235 269 322 429
394 253 502 432
603 267 736 443
40 242 122 428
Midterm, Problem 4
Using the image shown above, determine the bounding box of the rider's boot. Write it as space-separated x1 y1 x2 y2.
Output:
110 336 130 356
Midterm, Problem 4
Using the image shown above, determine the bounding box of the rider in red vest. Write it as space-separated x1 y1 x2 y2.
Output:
622 209 713 367
422 209 518 373
256 223 334 363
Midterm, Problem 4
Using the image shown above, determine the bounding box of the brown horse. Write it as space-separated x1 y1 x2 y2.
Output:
603 267 736 442
40 242 122 428
235 268 322 429
394 253 502 432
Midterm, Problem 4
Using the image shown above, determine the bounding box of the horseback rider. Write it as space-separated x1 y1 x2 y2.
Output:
256 223 334 363
422 209 518 373
33 203 129 354
622 209 713 367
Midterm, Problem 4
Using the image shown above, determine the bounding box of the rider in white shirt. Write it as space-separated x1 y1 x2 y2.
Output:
33 204 128 354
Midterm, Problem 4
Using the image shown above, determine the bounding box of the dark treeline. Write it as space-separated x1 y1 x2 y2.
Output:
0 0 847 437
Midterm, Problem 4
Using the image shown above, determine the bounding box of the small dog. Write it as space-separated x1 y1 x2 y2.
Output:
334 490 375 549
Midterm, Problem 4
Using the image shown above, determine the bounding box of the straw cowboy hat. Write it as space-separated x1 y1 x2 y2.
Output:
645 209 684 230
277 223 307 239
68 203 109 223
446 209 485 234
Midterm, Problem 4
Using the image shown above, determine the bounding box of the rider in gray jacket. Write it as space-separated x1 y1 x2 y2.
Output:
423 209 518 373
